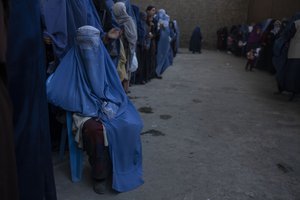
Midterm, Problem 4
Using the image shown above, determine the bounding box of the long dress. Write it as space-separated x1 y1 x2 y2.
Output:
6 0 57 199
284 19 300 93
155 9 171 76
1 8 18 195
273 13 300 93
134 11 148 84
189 26 202 53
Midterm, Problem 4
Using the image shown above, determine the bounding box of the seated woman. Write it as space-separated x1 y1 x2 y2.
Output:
47 25 144 194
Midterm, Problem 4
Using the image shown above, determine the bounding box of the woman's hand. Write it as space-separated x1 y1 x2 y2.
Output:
43 36 52 45
107 28 121 39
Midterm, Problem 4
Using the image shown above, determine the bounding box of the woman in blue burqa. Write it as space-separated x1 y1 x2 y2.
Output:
155 9 172 78
189 26 203 53
41 0 106 61
46 2 144 194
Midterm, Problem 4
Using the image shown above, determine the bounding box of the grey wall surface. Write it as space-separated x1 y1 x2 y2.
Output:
131 0 300 48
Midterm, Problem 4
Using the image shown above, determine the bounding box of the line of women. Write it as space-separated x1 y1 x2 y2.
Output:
1 0 180 199
44 0 179 195
133 6 179 84
216 12 300 99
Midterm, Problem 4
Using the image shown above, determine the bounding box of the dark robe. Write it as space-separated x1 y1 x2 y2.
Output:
133 10 148 84
189 26 202 53
0 78 19 200
146 17 157 80
282 18 300 93
217 27 228 50
173 20 180 56
273 13 300 93
256 19 275 70
6 0 57 199
170 22 177 58
0 3 19 199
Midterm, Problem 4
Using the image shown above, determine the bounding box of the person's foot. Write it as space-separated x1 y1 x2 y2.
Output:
155 75 162 79
93 179 106 194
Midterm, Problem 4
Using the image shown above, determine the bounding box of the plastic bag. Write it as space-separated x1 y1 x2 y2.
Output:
102 101 119 119
129 52 138 72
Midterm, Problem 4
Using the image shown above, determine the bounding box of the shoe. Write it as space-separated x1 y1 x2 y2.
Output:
155 75 162 79
93 180 106 194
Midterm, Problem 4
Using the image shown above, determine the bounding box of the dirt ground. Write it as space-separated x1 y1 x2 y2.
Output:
54 49 300 200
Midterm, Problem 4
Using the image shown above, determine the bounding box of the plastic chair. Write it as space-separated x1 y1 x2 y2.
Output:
59 111 84 182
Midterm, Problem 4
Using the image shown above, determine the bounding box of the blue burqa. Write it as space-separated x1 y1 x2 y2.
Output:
189 26 203 52
6 0 57 199
41 0 103 60
47 25 143 192
132 4 145 45
155 9 172 76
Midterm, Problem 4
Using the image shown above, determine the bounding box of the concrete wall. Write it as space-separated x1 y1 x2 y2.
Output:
131 0 249 48
248 0 300 23
130 0 300 48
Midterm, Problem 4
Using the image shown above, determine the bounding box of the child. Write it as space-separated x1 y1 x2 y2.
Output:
245 49 255 71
